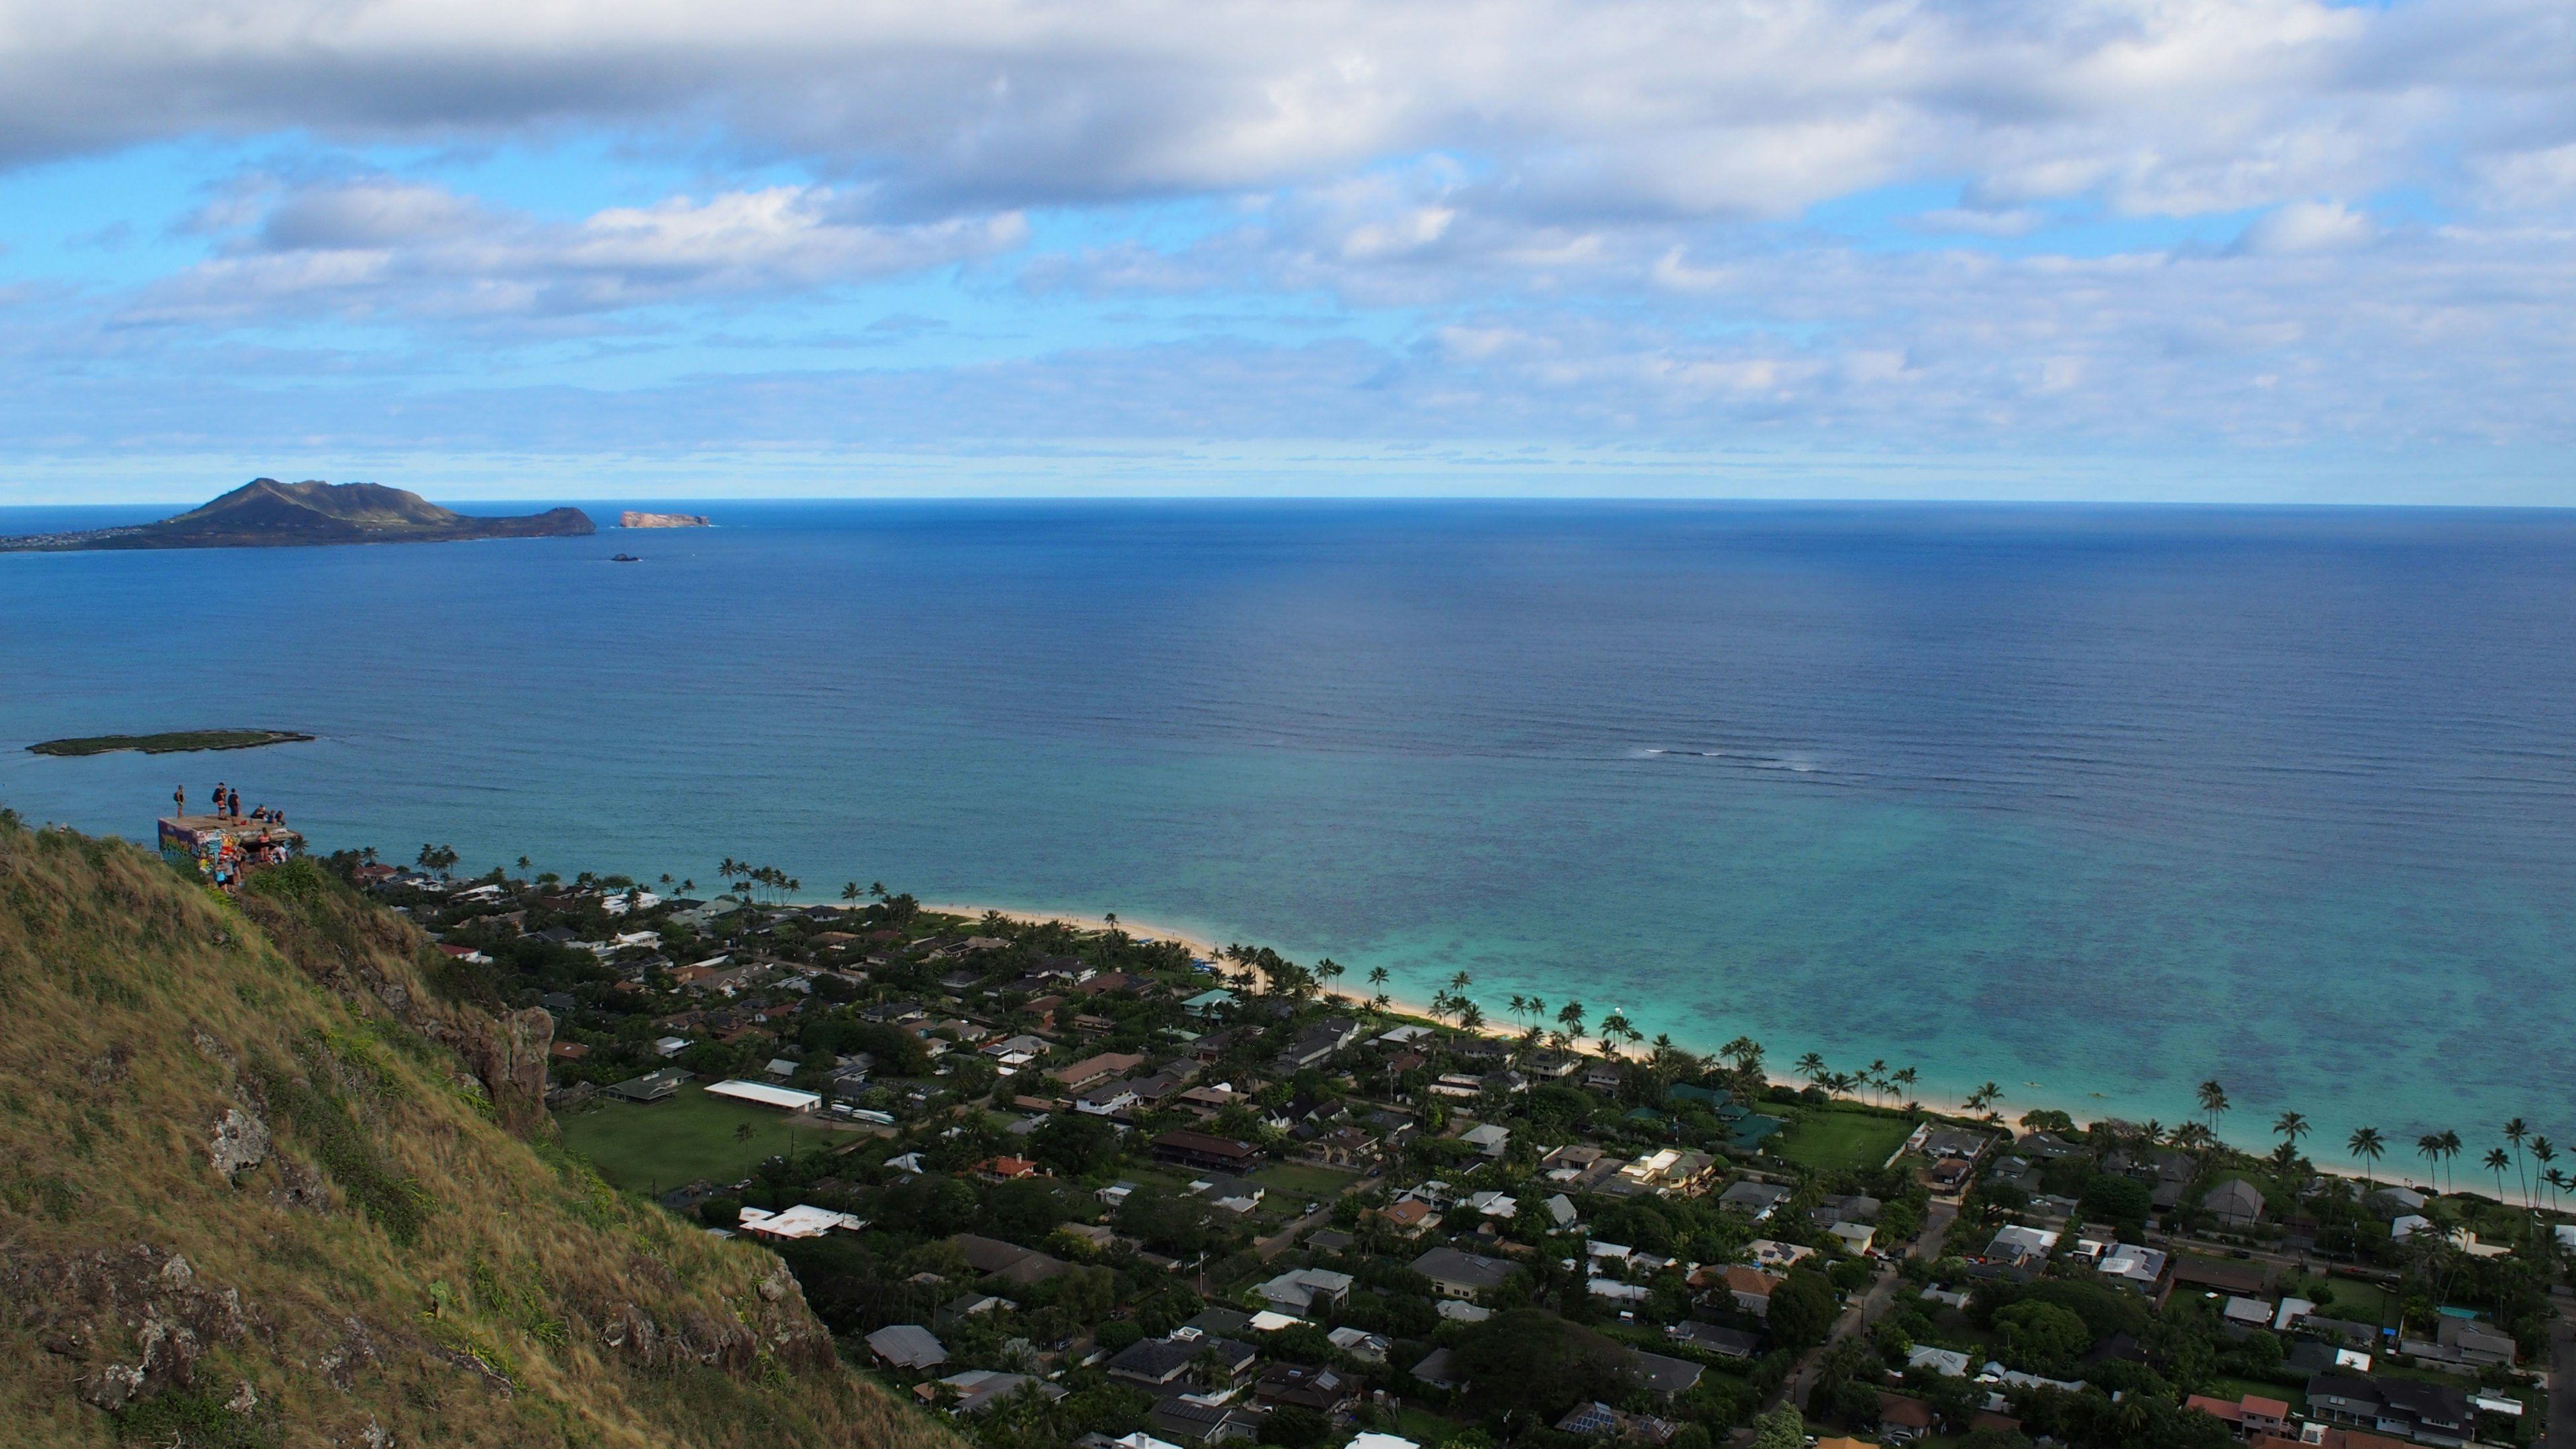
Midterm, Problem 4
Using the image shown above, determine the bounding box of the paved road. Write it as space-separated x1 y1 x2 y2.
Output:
2550 1309 2575 1449
1256 1204 1338 1261
1775 1198 1961 1413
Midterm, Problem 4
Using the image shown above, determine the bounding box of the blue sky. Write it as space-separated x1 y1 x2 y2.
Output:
1 0 2571 504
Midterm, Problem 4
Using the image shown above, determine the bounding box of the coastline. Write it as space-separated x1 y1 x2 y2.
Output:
898 898 2408 1186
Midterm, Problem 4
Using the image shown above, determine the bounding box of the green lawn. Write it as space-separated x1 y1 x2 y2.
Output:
1772 1106 1917 1172
1252 1163 1363 1198
2206 1375 2306 1415
556 1083 851 1194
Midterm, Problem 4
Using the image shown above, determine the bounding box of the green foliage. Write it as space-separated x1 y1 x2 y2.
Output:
2081 1173 2152 1226
112 1389 280 1448
1257 1406 1330 1447
1094 1320 1146 1353
1765 1267 1837 1350
1748 1406 1807 1449
1448 1308 1640 1420
1028 1113 1121 1177
250 1057 432 1246
241 855 335 908
1993 1300 2092 1375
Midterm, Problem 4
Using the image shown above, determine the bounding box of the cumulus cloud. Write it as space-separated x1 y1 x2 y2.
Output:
121 178 1024 323
3 0 2575 480
0 0 2565 223
2233 199 2378 256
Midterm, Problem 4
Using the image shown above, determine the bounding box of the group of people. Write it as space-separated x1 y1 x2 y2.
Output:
173 782 286 827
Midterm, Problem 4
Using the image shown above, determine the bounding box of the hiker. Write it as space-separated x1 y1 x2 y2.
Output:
173 785 186 816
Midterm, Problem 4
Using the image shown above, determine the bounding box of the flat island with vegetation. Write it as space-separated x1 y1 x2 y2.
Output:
28 728 314 756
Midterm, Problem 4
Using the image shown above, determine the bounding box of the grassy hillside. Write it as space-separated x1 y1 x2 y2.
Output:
0 812 955 1449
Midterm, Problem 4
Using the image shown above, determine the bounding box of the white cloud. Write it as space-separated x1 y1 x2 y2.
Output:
0 0 2565 223
2233 199 2377 256
123 178 1024 323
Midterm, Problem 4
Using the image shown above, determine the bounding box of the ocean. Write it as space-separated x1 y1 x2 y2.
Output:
6 500 2571 1161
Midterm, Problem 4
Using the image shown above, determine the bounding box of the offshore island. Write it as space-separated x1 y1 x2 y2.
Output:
1 789 2552 1448
0 478 593 551
28 729 313 757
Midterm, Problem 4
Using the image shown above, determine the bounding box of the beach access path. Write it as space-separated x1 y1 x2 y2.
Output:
1761 1196 1959 1435
2550 1300 2576 1449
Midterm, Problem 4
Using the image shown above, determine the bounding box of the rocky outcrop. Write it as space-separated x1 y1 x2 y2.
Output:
207 1107 271 1180
6 1246 251 1411
619 511 710 528
458 1007 554 1134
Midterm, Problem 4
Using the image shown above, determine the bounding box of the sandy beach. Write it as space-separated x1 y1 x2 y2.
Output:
898 899 2402 1183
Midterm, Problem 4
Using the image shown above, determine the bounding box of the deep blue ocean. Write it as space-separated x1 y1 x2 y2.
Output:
6 500 2571 1162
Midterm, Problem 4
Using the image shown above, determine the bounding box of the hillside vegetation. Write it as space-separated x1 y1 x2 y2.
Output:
0 812 951 1449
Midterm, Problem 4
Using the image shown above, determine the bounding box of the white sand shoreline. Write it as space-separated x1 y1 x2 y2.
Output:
883 898 2414 1187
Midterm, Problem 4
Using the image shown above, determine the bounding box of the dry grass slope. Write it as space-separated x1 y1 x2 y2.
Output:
0 816 957 1449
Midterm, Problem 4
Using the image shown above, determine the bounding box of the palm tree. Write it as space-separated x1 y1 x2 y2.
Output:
1793 1052 1827 1086
2438 1130 2462 1193
1456 1001 1485 1033
2545 1168 2571 1214
2349 1126 2385 1186
2416 1134 2445 1189
1866 1059 1889 1107
1891 1066 1919 1108
2484 1146 2514 1203
2533 1138 2559 1212
2197 1079 2230 1139
1318 959 1346 999
1598 1012 1635 1059
1507 994 1529 1027
1367 965 1390 997
2273 1110 2310 1158
2505 1119 2532 1208
1555 1001 1587 1051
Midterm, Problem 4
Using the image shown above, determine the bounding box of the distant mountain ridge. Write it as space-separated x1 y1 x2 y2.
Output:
0 478 594 551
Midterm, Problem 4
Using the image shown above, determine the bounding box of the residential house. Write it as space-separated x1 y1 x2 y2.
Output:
1716 1180 1791 1220
1254 1364 1356 1415
2185 1393 2292 1438
949 1233 1070 1286
1877 1395 1937 1443
1814 1194 1881 1228
1255 1269 1354 1314
1148 1399 1263 1444
2096 1242 2169 1292
1713 1265 1782 1318
2307 1374 2473 1447
1106 1334 1257 1389
866 1324 949 1370
1410 1246 1519 1299
1075 1079 1143 1116
1150 1130 1261 1173
1326 1326 1389 1364
1983 1224 2059 1270
1050 1051 1146 1093
1554 1403 1678 1444
923 1370 1067 1416
2204 1178 2267 1227
1410 1346 1460 1390
1374 1197 1443 1238
2401 1318 2517 1368
1670 1322 1762 1359
1625 1350 1703 1398
1611 1148 1715 1195
1460 1123 1511 1158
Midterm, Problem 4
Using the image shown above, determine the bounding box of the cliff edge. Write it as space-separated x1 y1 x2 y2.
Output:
0 812 950 1449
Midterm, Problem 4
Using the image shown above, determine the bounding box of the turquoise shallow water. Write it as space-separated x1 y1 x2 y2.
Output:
3 500 2571 1160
